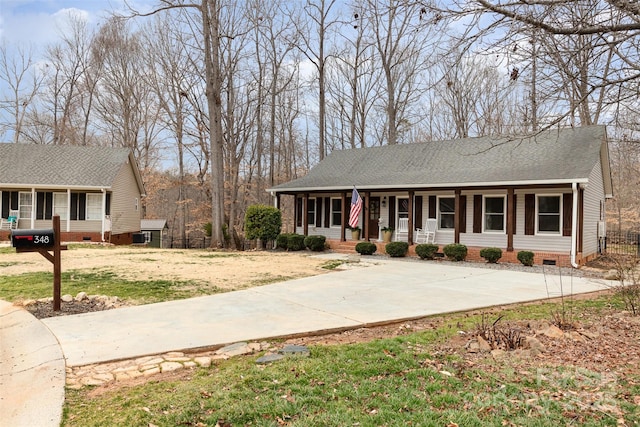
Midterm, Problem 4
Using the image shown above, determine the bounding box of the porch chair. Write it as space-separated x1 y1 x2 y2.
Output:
0 210 19 230
415 218 437 244
394 217 409 241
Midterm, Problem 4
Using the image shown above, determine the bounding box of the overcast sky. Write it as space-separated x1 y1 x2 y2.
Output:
0 0 150 50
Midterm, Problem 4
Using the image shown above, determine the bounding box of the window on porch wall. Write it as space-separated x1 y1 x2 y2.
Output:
331 198 342 227
397 198 409 222
484 196 505 232
53 193 68 220
19 192 32 220
306 199 316 226
86 194 103 220
537 195 561 234
438 197 455 229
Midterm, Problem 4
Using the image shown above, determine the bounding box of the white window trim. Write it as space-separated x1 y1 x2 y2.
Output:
53 192 68 220
307 198 316 226
330 197 342 228
535 194 563 235
482 195 506 234
86 193 103 221
437 195 455 231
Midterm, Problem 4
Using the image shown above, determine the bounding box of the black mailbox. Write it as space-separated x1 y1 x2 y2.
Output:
11 229 55 249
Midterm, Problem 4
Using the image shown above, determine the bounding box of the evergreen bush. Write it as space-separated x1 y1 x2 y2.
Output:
244 205 282 243
443 243 468 261
415 243 439 260
355 241 377 255
385 241 409 257
287 234 306 251
304 235 326 252
480 247 503 263
517 250 535 266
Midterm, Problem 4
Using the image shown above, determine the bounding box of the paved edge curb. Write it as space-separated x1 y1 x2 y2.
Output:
0 300 65 427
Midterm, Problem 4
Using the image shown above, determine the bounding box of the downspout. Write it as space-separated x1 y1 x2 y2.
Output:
571 183 579 268
101 189 107 242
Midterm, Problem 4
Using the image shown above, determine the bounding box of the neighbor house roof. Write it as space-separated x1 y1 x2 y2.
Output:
0 143 145 194
141 219 167 230
269 126 612 196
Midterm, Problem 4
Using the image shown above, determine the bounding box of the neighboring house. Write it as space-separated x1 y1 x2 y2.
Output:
0 143 145 244
140 219 168 248
268 126 613 267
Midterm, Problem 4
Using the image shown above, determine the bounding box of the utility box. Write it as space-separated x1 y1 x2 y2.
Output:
11 229 55 249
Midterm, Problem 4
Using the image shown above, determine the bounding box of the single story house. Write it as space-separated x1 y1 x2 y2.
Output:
267 126 613 267
140 219 168 248
0 143 145 244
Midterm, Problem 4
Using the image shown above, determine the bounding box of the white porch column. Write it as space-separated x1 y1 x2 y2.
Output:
66 189 71 232
101 189 107 242
30 188 35 229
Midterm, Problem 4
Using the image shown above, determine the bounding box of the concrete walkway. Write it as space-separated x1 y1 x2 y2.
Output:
0 300 65 427
3 255 609 427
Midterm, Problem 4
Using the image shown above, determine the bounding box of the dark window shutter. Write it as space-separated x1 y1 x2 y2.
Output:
388 196 396 228
79 193 86 220
512 194 517 235
315 197 323 227
36 192 45 220
563 193 573 236
296 197 302 227
473 195 482 233
45 192 53 220
428 196 436 219
459 195 467 233
525 194 535 235
324 197 330 228
414 195 423 228
2 192 9 217
71 193 78 220
106 193 112 216
10 191 18 210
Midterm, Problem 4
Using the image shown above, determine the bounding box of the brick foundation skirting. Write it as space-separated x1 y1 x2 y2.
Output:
328 239 585 267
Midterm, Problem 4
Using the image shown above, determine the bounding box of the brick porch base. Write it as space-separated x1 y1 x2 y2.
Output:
327 239 585 267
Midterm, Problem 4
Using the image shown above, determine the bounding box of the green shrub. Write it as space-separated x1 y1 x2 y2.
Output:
415 243 439 260
517 250 535 266
287 234 306 251
385 241 409 257
479 247 503 263
244 204 282 242
276 233 291 249
304 235 326 252
443 243 468 261
355 242 377 255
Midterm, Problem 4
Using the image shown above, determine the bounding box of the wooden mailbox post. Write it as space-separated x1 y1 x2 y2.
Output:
11 215 66 311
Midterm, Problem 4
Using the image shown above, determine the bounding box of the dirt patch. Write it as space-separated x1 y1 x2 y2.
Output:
2 245 333 291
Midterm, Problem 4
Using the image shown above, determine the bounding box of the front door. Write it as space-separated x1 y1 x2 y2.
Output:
368 197 380 240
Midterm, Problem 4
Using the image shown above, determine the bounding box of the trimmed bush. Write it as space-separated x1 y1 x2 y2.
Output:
443 243 468 261
480 247 503 263
385 241 409 257
355 241 377 255
517 250 535 267
244 204 282 243
415 243 439 260
304 235 326 252
276 233 291 249
286 234 306 251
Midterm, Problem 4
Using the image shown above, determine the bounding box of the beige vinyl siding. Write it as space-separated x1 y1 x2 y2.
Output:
512 188 571 252
583 159 605 257
109 161 142 234
459 190 508 249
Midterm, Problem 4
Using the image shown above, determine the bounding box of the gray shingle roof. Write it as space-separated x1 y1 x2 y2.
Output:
0 143 138 190
141 219 167 230
270 126 609 193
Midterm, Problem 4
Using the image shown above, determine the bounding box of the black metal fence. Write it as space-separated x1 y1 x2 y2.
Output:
604 230 640 257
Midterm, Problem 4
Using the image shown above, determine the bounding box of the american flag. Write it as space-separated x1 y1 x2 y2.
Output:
348 187 363 228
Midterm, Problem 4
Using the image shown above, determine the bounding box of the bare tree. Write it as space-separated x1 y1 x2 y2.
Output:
0 43 44 143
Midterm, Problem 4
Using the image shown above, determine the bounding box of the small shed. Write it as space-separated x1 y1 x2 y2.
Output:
140 219 168 248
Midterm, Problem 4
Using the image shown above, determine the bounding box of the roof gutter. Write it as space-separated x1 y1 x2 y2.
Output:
571 182 579 268
266 178 589 194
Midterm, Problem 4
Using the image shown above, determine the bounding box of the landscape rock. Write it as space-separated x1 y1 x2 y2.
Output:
541 325 565 339
75 292 88 301
476 335 492 352
256 353 285 364
61 294 74 303
216 342 253 357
